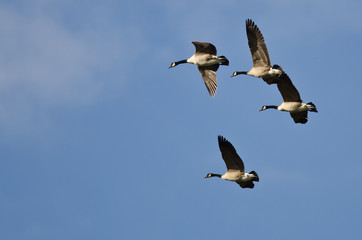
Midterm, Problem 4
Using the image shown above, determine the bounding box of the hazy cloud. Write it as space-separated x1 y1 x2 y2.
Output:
0 2 127 137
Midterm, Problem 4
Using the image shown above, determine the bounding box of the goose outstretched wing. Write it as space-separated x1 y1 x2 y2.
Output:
246 19 270 68
218 136 245 173
192 41 217 55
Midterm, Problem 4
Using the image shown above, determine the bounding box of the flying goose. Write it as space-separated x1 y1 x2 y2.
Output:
205 135 259 189
231 19 281 84
259 67 318 124
169 41 229 97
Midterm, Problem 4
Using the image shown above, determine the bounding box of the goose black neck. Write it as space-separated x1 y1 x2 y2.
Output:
176 59 187 64
169 59 187 68
265 105 278 109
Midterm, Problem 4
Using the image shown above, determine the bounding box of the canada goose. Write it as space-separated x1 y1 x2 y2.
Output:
231 19 281 84
205 135 259 189
169 41 229 97
259 67 318 124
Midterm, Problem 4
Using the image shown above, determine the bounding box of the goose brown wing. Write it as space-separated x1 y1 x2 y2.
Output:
237 181 255 189
192 41 217 55
277 72 302 102
246 19 271 68
262 76 279 85
290 112 308 124
198 64 219 97
218 136 245 173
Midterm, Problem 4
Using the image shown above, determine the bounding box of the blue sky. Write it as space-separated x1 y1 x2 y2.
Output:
0 0 362 239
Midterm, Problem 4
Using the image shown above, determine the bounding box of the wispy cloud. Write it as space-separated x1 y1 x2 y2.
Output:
0 2 128 138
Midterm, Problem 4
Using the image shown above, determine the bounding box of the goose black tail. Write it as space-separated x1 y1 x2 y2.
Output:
249 171 259 182
307 102 318 112
218 56 229 66
272 64 282 70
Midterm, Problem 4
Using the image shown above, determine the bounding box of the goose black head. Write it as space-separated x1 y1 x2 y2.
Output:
230 71 247 77
259 105 267 111
259 105 278 111
169 62 177 68
204 173 212 178
169 59 188 68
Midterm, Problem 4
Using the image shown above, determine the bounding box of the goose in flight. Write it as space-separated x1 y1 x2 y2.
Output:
205 135 259 189
231 19 281 84
259 67 318 124
169 41 229 97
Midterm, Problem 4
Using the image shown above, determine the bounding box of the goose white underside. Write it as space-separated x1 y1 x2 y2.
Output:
247 66 282 78
187 55 224 66
221 172 256 182
278 102 311 112
221 171 243 181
